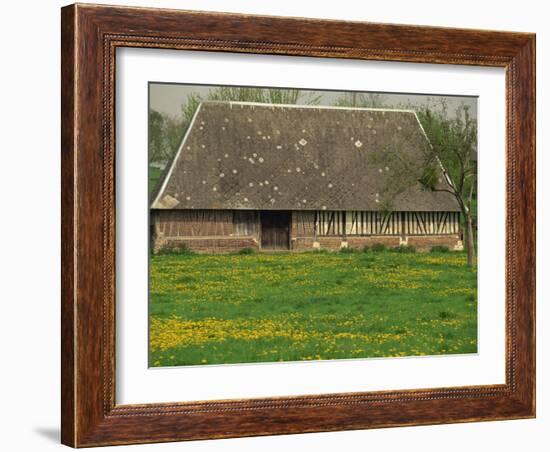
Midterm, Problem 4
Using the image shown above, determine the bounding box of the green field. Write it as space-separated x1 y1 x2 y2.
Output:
149 249 477 367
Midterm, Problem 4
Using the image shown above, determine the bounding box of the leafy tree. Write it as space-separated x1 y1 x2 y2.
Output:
181 93 203 128
148 109 165 163
148 109 185 165
163 115 186 162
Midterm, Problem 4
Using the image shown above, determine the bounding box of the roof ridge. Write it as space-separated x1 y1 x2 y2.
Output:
200 100 417 114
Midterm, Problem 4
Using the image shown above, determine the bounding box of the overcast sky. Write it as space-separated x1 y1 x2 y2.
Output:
150 83 477 119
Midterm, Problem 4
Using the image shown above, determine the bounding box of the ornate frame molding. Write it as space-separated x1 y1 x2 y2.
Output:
62 4 535 447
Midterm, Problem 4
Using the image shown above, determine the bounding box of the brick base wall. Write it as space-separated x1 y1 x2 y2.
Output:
291 237 315 251
291 235 462 252
291 237 345 251
406 235 463 252
153 236 259 254
153 234 462 253
346 236 401 249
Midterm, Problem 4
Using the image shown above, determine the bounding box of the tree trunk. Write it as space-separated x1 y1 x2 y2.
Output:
464 213 476 268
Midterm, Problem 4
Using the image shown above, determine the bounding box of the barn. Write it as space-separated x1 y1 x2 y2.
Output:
150 101 463 253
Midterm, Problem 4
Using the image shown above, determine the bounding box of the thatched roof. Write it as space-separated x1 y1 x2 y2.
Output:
151 101 460 212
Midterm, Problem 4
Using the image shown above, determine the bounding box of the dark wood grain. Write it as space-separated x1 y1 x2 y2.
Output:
60 5 76 447
61 3 536 447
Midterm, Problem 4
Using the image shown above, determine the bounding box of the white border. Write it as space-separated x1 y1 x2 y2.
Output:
116 48 506 404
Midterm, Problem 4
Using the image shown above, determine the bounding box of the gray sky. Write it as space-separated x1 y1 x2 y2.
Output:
150 83 477 119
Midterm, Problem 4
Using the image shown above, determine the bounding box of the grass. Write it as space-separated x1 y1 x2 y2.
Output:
149 250 477 367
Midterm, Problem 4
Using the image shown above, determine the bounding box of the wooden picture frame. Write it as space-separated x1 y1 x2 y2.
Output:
61 3 535 447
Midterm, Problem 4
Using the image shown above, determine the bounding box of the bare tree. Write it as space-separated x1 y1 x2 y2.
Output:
181 87 321 125
335 92 387 108
417 104 477 267
372 103 477 267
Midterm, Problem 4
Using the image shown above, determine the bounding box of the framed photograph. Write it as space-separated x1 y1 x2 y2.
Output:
61 3 535 447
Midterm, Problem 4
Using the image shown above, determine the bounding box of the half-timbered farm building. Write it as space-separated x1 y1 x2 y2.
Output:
151 101 463 253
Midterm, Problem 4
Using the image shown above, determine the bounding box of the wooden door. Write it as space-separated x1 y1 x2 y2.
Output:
260 211 290 250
